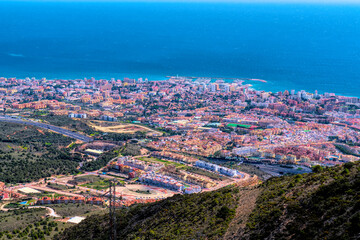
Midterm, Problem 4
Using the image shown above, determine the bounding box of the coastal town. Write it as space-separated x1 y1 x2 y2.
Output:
0 75 359 163
0 75 359 229
1 0 359 238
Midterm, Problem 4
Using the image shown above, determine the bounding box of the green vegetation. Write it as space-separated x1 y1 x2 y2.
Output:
0 203 107 240
73 174 101 182
33 115 95 136
81 147 121 171
34 115 149 142
135 189 151 194
0 122 82 183
75 175 124 188
81 143 142 172
3 203 21 209
119 143 142 156
0 151 80 183
137 156 188 169
81 179 110 190
101 132 147 142
74 175 125 189
0 122 73 151
0 208 47 233
57 186 238 240
227 123 252 128
334 144 360 157
244 161 360 240
0 210 72 240
21 191 69 200
77 143 142 172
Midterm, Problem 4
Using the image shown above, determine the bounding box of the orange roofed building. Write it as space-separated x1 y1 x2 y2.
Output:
37 196 53 205
70 196 86 204
86 197 104 205
54 196 70 204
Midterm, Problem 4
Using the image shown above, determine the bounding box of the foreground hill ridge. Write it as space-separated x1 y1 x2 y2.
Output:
242 161 360 240
57 162 360 240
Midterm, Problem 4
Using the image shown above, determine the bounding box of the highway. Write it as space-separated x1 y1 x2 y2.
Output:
0 115 93 142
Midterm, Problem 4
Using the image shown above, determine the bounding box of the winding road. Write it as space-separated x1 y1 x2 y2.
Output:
0 115 93 142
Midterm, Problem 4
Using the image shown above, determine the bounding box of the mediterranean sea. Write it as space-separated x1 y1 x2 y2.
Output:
0 2 359 96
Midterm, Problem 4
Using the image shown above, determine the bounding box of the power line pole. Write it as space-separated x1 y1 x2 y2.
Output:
109 179 117 240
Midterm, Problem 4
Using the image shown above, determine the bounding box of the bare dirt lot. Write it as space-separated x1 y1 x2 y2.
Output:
88 120 163 136
115 184 175 199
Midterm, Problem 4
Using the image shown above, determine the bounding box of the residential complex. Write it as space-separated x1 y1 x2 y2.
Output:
195 161 242 178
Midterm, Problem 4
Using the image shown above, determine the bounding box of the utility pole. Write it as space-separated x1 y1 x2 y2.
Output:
109 179 117 240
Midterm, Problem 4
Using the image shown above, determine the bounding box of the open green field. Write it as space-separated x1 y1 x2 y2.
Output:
81 180 110 190
76 175 110 190
136 156 189 170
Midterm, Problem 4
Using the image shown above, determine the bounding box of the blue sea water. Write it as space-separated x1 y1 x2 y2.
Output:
0 2 359 96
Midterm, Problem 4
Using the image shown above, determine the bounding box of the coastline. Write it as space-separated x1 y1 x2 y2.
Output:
0 73 359 98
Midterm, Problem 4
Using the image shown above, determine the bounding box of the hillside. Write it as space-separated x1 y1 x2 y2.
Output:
57 162 360 240
240 161 360 240
56 186 244 240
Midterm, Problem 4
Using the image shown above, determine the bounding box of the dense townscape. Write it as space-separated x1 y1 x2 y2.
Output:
0 76 359 239
1 75 359 165
1 0 360 238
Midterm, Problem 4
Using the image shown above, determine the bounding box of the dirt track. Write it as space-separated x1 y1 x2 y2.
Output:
89 121 163 136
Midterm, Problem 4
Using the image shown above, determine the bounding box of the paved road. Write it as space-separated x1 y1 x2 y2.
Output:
0 116 93 142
